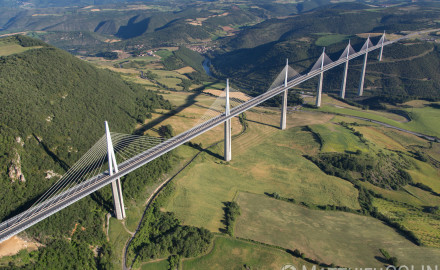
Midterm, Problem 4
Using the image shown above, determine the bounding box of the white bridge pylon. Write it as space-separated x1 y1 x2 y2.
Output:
286 32 388 107
224 79 231 161
358 35 374 96
105 121 126 220
339 40 356 99
269 59 300 129
312 48 333 107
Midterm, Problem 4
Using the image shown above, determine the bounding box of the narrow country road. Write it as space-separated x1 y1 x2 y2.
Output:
302 107 439 142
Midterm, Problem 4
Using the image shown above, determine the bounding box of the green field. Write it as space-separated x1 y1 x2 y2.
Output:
315 34 350 47
407 159 440 194
164 115 360 232
405 106 440 137
235 192 440 267
108 218 131 268
140 236 315 270
183 236 314 270
140 259 169 270
0 40 42 56
155 49 173 59
85 52 191 91
309 123 369 153
373 198 440 248
360 181 440 207
309 96 440 138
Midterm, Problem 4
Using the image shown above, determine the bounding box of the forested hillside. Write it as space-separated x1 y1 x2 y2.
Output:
0 35 172 268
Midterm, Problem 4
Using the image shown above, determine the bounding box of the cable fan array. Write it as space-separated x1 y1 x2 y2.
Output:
196 87 254 125
8 132 165 227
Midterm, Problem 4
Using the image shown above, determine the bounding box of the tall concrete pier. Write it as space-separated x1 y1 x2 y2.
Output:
224 79 231 161
378 32 385 61
105 121 126 220
358 36 371 96
280 59 288 130
340 41 352 99
316 49 325 107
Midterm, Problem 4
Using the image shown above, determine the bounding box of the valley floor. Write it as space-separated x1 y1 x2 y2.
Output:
121 90 440 269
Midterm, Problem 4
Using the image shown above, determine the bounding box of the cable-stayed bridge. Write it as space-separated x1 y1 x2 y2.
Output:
0 29 436 243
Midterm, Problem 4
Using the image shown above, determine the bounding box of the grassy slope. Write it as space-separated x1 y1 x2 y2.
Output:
108 218 131 268
124 145 199 233
183 236 314 270
304 109 440 249
140 259 168 270
0 43 42 56
408 159 440 194
164 109 360 232
311 95 440 137
309 123 369 152
372 198 440 248
235 192 440 267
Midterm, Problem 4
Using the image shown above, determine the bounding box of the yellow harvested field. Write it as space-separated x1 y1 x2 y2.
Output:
135 91 242 146
141 113 240 146
175 66 196 74
203 89 251 102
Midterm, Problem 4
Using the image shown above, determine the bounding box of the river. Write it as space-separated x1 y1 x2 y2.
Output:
202 58 213 77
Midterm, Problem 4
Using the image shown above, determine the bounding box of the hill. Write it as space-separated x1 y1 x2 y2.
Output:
0 35 174 269
0 34 170 226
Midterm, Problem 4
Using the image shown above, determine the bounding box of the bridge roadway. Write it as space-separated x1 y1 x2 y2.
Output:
0 29 438 243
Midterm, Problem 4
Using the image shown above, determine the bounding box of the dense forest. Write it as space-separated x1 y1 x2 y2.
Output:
0 35 172 269
127 185 213 269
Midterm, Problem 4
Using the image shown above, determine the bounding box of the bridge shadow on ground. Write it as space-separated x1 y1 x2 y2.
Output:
133 82 222 136
188 142 223 160
244 118 279 129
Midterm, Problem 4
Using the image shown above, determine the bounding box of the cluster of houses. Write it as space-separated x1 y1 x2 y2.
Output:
139 50 157 57
188 44 215 54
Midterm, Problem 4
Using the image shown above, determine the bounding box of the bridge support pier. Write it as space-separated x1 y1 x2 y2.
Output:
379 31 385 61
280 59 288 130
358 53 368 96
340 60 349 99
378 44 384 62
224 79 231 161
315 49 325 107
224 119 231 161
358 37 371 97
316 71 323 107
105 121 126 220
